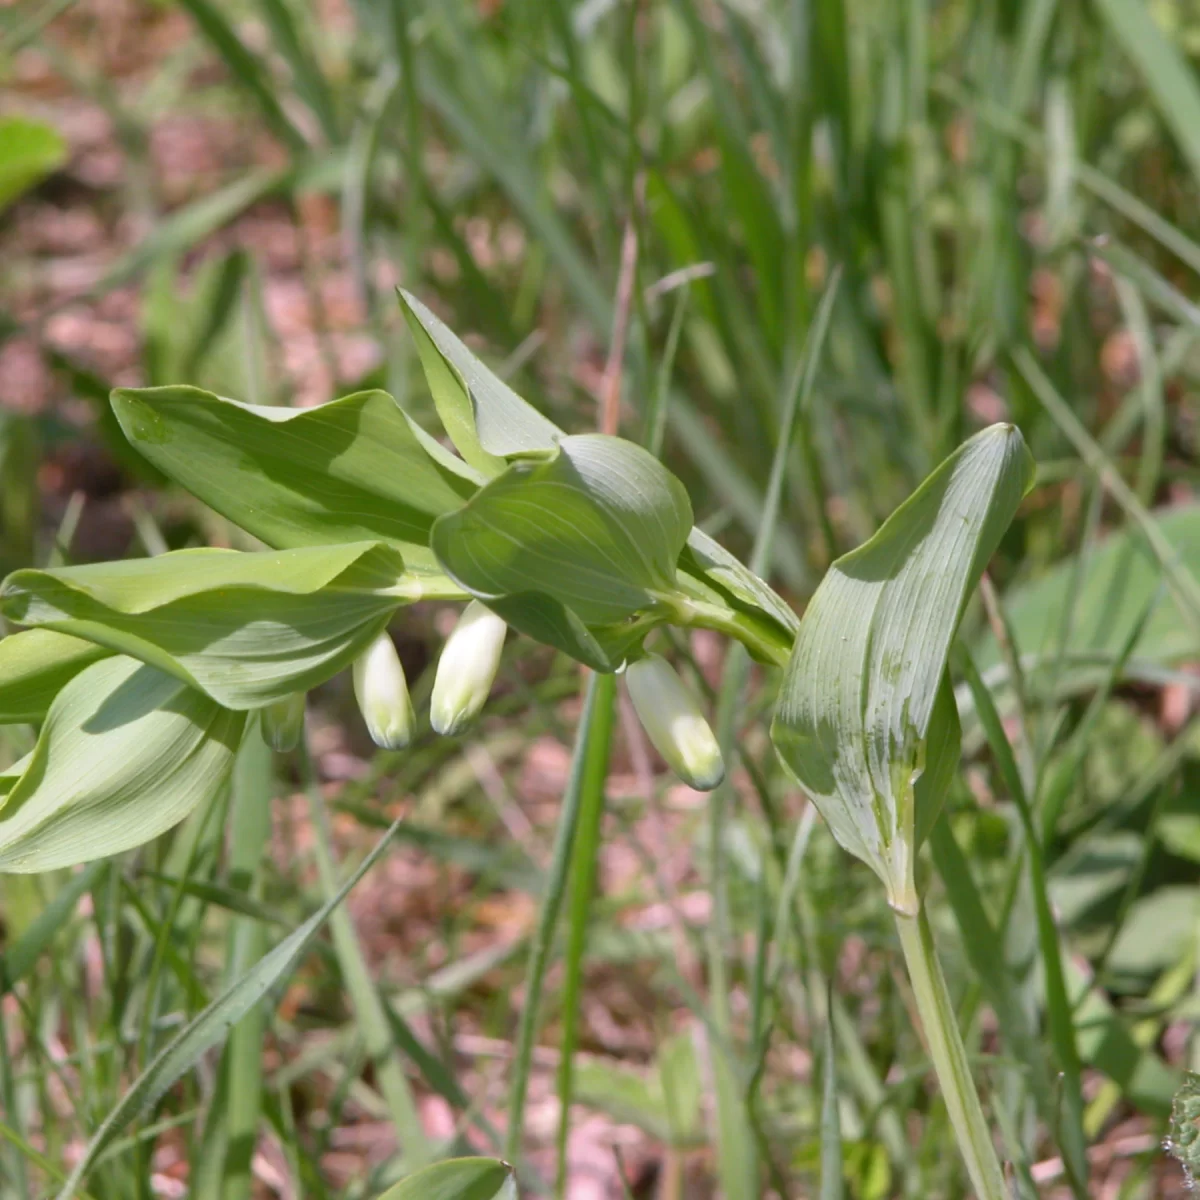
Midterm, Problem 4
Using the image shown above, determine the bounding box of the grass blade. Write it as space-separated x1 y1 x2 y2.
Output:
55 803 409 1200
553 671 616 1197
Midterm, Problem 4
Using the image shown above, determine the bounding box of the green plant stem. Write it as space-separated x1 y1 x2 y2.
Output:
893 906 1007 1200
668 595 791 668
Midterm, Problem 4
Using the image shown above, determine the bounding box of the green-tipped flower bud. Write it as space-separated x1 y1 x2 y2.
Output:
263 691 306 752
353 631 415 751
430 601 506 736
625 654 724 791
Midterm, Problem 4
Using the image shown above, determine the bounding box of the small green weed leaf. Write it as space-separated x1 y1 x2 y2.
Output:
771 424 1033 912
399 289 561 472
0 629 111 722
1 543 406 709
54 807 407 1200
375 1158 516 1200
0 656 244 873
0 116 67 214
432 434 692 659
111 385 479 572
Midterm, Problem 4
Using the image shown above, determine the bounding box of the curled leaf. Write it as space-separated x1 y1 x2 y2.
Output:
0 656 244 873
1 543 407 710
771 424 1033 913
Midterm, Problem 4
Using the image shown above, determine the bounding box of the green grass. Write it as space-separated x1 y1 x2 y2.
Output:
3 0 1200 1195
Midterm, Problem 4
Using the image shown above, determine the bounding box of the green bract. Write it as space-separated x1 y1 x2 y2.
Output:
432 435 692 670
770 423 1034 914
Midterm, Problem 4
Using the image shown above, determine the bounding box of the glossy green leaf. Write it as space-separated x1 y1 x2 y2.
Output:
375 1158 516 1200
399 289 561 472
1 543 406 710
0 116 67 214
0 629 111 723
55 805 408 1200
111 385 480 573
0 656 244 873
771 424 1034 912
433 434 692 632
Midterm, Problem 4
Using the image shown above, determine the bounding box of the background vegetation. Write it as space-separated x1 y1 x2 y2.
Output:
3 0 1200 1195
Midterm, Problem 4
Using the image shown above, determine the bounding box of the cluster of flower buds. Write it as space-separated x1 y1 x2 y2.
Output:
625 653 724 791
265 607 720 796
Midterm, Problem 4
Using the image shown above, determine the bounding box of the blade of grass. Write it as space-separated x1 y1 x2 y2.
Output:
1015 346 1200 635
1093 0 1200 186
553 671 616 1197
297 738 429 1168
506 670 611 1162
819 987 844 1200
54 804 410 1200
704 269 841 1196
955 647 1089 1196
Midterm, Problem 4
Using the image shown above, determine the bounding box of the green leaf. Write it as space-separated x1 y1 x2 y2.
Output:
0 629 112 723
0 116 67 214
399 289 562 472
1 543 406 710
771 424 1034 912
0 656 244 873
54 805 409 1200
375 1158 516 1200
975 502 1200 679
111 386 480 572
432 434 693 664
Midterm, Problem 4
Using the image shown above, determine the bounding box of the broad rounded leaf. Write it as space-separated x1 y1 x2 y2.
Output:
0 629 111 722
376 1158 516 1200
432 434 693 630
771 424 1033 913
0 656 244 873
111 385 480 572
399 289 560 472
1 543 407 710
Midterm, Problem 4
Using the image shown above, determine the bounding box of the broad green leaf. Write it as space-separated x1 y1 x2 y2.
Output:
399 289 562 473
771 424 1034 912
0 629 111 722
54 806 408 1200
1 543 406 710
0 656 244 873
375 1158 516 1200
111 385 480 572
432 434 693 664
0 116 67 214
976 502 1200 678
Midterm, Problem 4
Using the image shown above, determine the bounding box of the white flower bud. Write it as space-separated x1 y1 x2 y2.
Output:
430 601 507 736
263 691 306 752
625 654 724 791
353 631 415 751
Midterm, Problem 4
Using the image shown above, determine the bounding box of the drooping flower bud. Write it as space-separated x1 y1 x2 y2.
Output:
353 631 415 751
430 601 507 736
625 654 724 791
263 691 306 752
